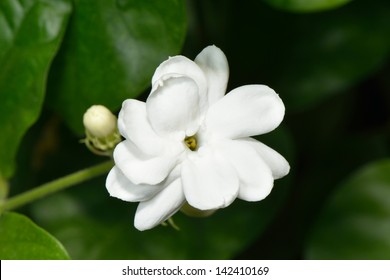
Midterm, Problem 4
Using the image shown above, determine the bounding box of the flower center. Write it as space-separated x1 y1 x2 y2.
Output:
184 135 197 151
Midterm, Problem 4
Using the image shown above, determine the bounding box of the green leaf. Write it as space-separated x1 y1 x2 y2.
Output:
224 0 390 111
47 0 187 134
274 0 390 110
0 0 72 179
305 160 390 259
262 0 352 12
0 212 70 259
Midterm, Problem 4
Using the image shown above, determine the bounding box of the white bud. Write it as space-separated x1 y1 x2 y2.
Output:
83 105 117 138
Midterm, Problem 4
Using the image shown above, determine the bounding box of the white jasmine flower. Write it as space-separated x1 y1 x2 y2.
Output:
106 45 290 231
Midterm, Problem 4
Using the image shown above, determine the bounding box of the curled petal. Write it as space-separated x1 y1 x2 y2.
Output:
238 138 290 179
113 140 180 185
152 56 208 110
106 167 161 202
215 140 274 202
195 45 229 105
134 178 185 231
205 85 285 139
119 99 164 156
181 151 239 210
147 76 201 137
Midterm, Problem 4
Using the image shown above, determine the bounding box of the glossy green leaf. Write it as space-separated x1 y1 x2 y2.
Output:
305 160 390 259
263 0 352 12
47 0 187 133
224 0 390 111
0 212 70 259
275 1 390 110
0 0 72 179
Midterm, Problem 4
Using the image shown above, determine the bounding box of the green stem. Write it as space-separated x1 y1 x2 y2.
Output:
0 160 113 212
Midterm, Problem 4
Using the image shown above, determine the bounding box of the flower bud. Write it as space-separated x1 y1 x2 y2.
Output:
82 105 121 156
83 105 117 138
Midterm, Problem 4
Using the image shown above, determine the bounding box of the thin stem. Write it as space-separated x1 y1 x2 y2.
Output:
0 160 113 212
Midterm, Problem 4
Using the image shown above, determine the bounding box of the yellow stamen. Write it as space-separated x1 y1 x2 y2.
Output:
184 135 197 151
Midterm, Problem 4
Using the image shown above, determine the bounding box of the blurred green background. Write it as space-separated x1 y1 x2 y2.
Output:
1 0 390 259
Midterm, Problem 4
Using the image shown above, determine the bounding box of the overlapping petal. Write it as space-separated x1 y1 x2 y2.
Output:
181 150 239 210
151 56 208 110
205 85 285 139
117 109 128 139
106 166 161 202
215 140 274 201
134 178 185 231
113 140 180 185
240 138 290 179
147 76 201 138
195 45 229 105
119 99 164 156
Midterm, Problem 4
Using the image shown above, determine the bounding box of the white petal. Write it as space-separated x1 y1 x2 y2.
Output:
215 140 274 202
134 178 185 231
238 138 290 179
195 45 229 105
181 151 239 210
113 140 179 185
117 109 127 139
118 99 164 155
205 85 285 139
152 56 208 110
147 76 201 137
106 166 161 202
